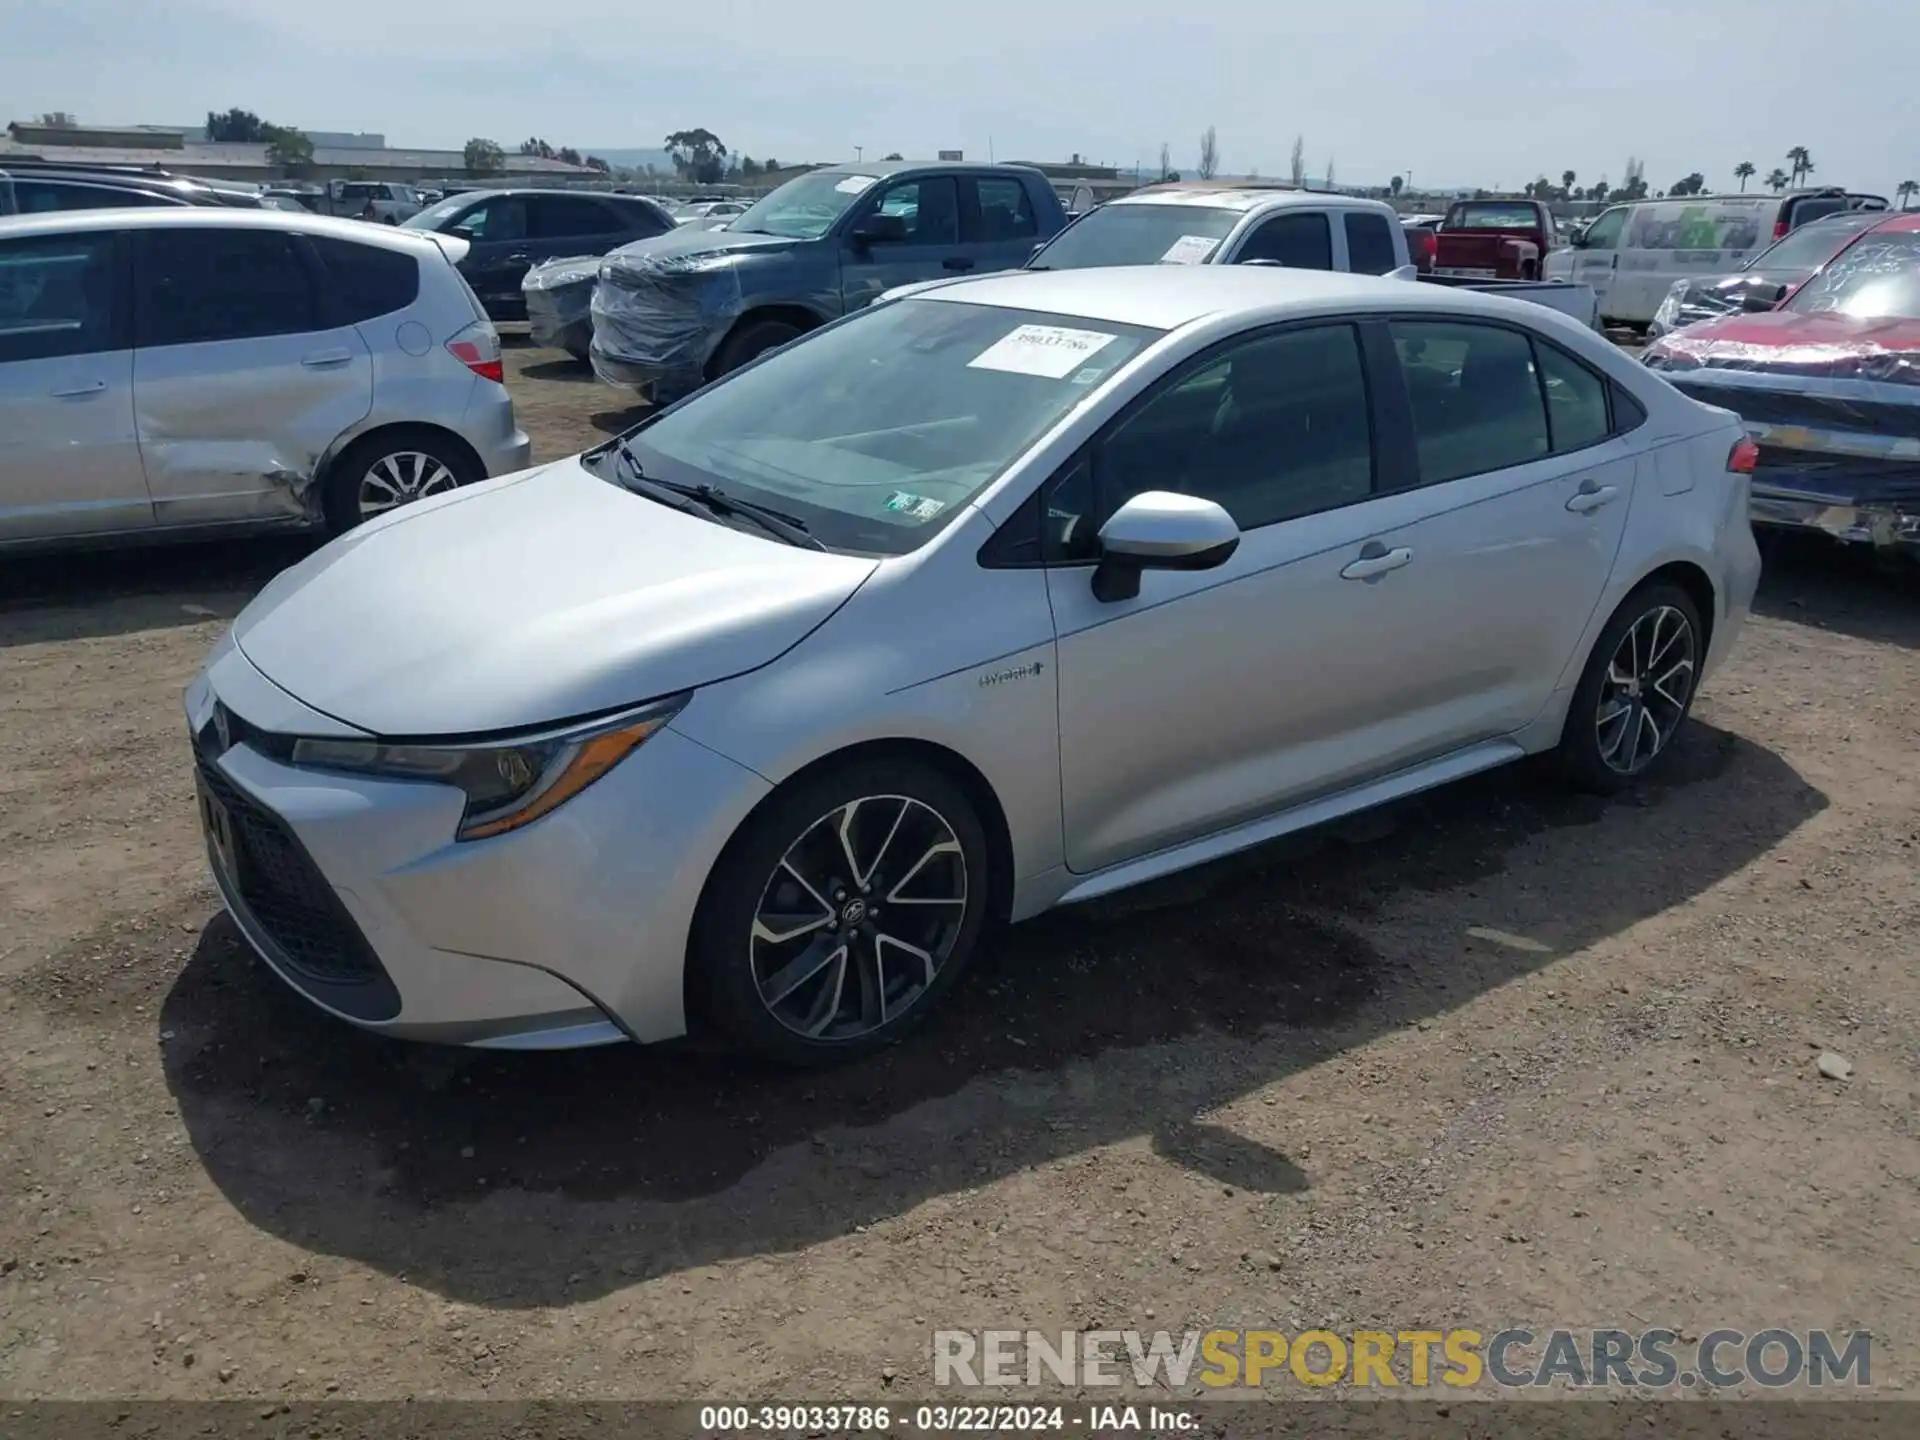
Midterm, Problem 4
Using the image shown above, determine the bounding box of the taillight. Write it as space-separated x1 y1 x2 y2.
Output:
1728 437 1760 474
1772 218 1790 241
445 320 504 383
1407 227 1437 272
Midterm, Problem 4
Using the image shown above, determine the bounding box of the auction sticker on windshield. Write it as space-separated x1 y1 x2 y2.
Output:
885 491 947 521
968 324 1118 379
1159 234 1219 265
835 175 878 194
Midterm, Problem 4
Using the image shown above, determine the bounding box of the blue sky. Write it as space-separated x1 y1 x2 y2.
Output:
6 0 1914 193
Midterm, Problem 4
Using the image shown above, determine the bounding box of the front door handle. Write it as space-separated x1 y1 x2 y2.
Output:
49 379 106 398
942 256 976 272
301 349 354 369
506 252 531 264
1340 544 1414 581
1566 482 1619 513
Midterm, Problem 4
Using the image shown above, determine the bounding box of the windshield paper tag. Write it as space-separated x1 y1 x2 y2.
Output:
1159 234 1219 265
835 175 878 194
969 324 1118 379
886 491 947 521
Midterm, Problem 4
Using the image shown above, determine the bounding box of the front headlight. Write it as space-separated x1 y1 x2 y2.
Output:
289 694 688 841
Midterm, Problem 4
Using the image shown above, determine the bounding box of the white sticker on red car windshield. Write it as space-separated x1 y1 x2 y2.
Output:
835 175 878 194
1159 234 1219 265
968 324 1118 379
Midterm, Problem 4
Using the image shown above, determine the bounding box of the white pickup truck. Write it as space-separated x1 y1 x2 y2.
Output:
888 184 1600 327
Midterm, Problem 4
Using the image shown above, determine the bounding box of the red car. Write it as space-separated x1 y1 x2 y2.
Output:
1643 214 1920 560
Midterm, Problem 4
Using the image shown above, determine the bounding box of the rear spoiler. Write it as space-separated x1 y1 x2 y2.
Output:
421 231 470 265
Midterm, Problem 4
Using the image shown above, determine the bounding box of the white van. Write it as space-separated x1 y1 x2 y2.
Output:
1549 188 1887 327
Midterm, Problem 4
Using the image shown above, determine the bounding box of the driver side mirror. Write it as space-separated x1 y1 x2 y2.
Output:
850 212 909 246
1741 283 1789 312
1091 492 1241 604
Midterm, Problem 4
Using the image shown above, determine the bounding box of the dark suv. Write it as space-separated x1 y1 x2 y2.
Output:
0 159 263 214
401 188 675 320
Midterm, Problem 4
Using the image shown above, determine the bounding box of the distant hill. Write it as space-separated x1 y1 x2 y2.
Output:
580 148 677 173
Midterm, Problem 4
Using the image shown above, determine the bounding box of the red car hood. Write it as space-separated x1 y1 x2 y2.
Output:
1647 309 1920 385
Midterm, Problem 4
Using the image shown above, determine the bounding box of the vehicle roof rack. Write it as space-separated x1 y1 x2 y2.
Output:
0 155 189 179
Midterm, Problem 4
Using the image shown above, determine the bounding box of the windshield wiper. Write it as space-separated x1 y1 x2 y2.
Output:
612 443 827 550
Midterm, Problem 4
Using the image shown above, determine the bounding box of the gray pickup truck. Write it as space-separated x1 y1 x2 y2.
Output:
588 160 1069 397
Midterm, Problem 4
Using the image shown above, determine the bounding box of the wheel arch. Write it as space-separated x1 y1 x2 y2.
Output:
1626 558 1718 660
704 303 829 378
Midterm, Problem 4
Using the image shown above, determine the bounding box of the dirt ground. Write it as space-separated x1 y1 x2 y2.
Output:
2 335 1918 1404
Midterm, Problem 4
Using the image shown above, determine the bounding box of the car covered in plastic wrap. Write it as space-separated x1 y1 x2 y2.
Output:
1647 211 1889 341
522 255 602 360
588 160 1068 400
1643 215 1920 561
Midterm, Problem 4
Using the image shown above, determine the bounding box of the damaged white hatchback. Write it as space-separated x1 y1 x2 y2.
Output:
0 207 530 550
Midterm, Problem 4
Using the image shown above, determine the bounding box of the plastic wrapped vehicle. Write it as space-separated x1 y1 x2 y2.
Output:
522 255 603 359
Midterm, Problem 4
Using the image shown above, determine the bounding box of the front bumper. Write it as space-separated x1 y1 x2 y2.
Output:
184 647 771 1048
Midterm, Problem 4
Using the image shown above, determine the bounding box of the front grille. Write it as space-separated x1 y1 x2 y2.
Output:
198 756 389 992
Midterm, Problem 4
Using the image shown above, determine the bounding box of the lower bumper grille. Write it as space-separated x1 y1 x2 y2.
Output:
196 753 401 1021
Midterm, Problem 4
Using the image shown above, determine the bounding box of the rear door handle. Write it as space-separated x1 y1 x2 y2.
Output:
1340 545 1414 581
49 379 106 398
1566 483 1619 513
300 349 354 369
942 256 976 272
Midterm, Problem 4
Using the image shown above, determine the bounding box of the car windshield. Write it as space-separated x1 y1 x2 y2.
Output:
726 171 880 240
1783 232 1920 321
1032 204 1240 269
1744 214 1879 271
401 196 471 230
1446 203 1539 229
608 298 1160 555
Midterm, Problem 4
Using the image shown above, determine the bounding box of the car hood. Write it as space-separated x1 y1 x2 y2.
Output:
601 223 802 274
1644 309 1920 385
231 457 877 737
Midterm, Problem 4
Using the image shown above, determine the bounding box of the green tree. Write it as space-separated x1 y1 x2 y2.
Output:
1389 174 1404 197
1786 146 1812 187
556 146 582 166
1560 169 1577 199
1899 180 1918 211
665 127 728 184
1619 157 1648 201
585 155 611 174
1289 135 1305 187
881 151 903 162
739 156 762 178
1733 161 1756 192
519 137 553 158
261 124 313 175
1766 167 1790 192
464 138 505 175
761 156 779 174
206 108 265 142
1669 172 1706 196
1197 125 1219 181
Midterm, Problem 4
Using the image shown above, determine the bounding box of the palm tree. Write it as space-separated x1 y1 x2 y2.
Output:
1561 169 1577 198
1786 146 1812 187
1733 161 1756 192
1766 168 1790 193
1899 180 1919 211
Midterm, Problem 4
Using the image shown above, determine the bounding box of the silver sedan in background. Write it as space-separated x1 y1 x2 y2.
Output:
186 267 1760 1064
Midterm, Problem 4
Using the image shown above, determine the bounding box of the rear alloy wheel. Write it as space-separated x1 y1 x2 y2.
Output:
1556 582 1703 793
322 430 480 534
692 761 990 1064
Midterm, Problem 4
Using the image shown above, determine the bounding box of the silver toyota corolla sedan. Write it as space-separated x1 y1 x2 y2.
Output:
186 266 1761 1064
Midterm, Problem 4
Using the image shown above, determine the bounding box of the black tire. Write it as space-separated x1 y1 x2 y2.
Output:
689 758 993 1066
320 427 483 536
710 318 804 379
1555 581 1705 794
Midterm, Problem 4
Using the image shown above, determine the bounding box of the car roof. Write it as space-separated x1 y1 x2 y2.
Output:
910 265 1525 332
0 204 458 258
1112 184 1387 215
811 160 1039 179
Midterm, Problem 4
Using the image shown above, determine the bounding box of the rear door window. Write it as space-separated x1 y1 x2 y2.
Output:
1343 212 1400 274
1390 320 1549 484
970 177 1039 242
871 178 961 245
135 228 318 346
0 231 120 362
531 196 619 239
308 236 420 323
1234 212 1333 269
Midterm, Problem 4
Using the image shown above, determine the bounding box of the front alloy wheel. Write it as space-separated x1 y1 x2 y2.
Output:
692 760 991 1064
752 796 968 1040
1595 603 1696 775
